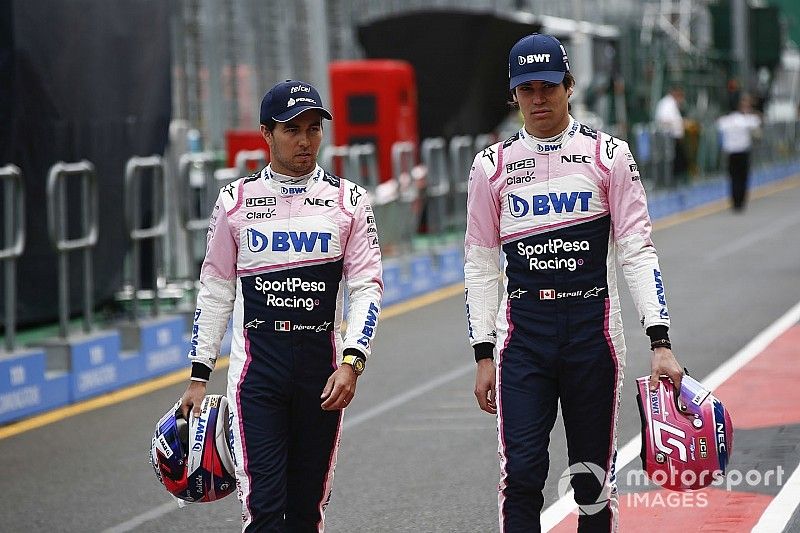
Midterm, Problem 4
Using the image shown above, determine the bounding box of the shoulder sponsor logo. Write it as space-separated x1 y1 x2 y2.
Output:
561 154 592 164
304 198 335 207
579 124 597 139
482 146 496 165
508 191 592 218
349 185 362 207
699 437 708 458
246 208 275 220
222 183 236 200
369 236 379 249
323 173 340 187
605 137 619 159
246 197 276 207
629 164 638 172
631 175 641 182
506 158 535 173
503 132 520 148
246 228 332 253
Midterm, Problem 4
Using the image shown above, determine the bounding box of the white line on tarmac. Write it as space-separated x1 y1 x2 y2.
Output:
703 213 800 263
541 299 800 532
751 461 800 533
343 363 474 430
102 502 178 533
102 362 475 533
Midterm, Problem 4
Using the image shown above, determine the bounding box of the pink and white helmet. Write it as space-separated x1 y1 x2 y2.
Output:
636 374 733 491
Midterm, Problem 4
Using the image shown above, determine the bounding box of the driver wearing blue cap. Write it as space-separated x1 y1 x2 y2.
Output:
465 34 683 532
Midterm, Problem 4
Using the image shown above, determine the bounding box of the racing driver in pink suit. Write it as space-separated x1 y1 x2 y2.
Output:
180 80 382 531
465 34 683 532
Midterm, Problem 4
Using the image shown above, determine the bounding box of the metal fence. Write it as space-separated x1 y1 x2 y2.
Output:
2 118 799 349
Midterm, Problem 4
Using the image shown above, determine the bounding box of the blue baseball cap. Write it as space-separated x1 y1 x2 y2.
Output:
508 33 571 90
259 80 333 124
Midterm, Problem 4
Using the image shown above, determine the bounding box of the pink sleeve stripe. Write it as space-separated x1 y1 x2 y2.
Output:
595 138 611 174
228 181 245 216
337 185 353 218
489 145 505 182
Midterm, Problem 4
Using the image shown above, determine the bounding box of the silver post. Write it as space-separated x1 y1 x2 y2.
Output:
46 161 98 339
1 165 25 352
4 178 13 351
57 171 69 338
81 173 92 333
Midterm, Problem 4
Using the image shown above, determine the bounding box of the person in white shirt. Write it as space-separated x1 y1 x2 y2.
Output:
716 93 761 211
654 86 688 180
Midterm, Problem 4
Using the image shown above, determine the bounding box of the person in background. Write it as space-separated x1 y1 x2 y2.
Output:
716 93 762 212
655 85 688 181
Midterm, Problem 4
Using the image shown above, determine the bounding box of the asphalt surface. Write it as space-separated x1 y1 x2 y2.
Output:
2 179 800 532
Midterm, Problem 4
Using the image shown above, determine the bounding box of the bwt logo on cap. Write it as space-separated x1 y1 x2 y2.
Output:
519 54 551 65
508 33 570 89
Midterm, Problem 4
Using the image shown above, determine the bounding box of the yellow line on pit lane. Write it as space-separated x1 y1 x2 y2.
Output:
0 282 466 441
0 358 226 441
3 173 797 440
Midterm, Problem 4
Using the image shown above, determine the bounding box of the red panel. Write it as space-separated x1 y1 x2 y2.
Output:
225 130 269 169
329 60 418 182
